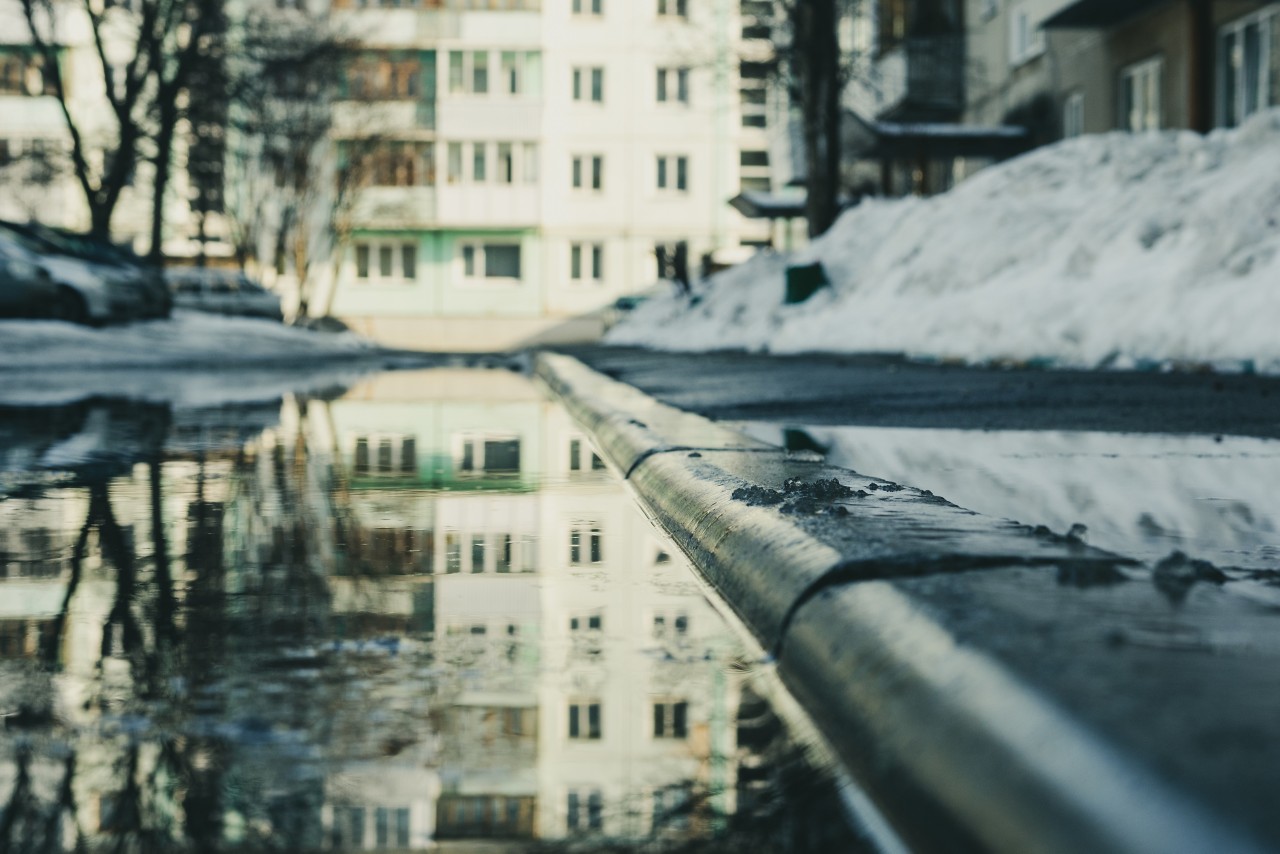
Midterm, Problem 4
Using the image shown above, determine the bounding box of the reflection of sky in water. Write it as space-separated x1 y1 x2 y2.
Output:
0 371 857 853
741 423 1280 569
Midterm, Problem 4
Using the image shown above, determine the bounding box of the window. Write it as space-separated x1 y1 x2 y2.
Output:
456 435 522 473
1063 91 1084 138
446 533 462 572
652 700 689 738
352 241 417 284
567 701 602 739
572 154 604 191
569 242 604 284
1119 57 1162 131
569 523 603 565
448 50 491 95
656 0 687 17
458 241 522 283
1008 5 1045 66
572 66 604 102
1217 9 1280 128
497 142 514 184
472 142 488 182
571 0 603 15
655 155 689 191
447 142 463 183
349 141 435 188
656 67 690 104
346 55 419 100
567 437 605 471
0 51 50 97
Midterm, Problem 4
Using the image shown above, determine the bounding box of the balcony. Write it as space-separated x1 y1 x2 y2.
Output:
874 34 965 121
351 187 438 229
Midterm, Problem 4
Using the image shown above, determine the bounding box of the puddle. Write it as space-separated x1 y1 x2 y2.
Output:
743 424 1280 570
0 370 862 853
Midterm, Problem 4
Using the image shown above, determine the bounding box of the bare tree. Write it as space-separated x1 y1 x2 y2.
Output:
750 0 874 238
219 7 352 319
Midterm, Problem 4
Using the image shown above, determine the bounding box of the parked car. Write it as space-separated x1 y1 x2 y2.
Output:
0 232 63 320
166 267 284 322
0 220 170 324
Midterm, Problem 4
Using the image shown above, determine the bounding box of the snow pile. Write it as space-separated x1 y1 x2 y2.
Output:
610 109 1280 372
0 309 381 371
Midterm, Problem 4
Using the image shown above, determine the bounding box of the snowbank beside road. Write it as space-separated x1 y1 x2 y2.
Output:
609 109 1280 372
0 309 380 371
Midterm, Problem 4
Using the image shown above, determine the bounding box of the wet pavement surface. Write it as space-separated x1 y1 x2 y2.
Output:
563 347 1280 439
0 368 861 853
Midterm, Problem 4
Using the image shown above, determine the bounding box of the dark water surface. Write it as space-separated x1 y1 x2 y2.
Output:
0 369 859 853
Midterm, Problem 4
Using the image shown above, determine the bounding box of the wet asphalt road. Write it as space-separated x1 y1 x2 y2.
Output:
558 346 1280 439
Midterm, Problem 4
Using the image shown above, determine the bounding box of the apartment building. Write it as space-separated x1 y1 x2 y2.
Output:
313 0 761 352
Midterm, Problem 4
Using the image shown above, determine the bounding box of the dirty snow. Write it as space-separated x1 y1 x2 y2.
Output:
0 310 410 407
609 109 1280 373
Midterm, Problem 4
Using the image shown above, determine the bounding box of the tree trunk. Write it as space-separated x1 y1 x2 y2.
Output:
793 0 843 238
150 97 179 263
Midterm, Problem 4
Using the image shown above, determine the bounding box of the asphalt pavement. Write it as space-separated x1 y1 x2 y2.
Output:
559 346 1280 438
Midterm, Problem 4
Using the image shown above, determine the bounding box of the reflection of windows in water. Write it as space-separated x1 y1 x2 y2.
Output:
567 789 604 832
652 785 691 832
568 436 606 472
471 535 486 572
503 706 534 736
652 700 689 738
438 795 536 839
332 806 366 848
653 612 689 637
567 701 602 739
446 533 462 573
497 533 513 572
569 614 603 631
373 806 410 848
457 435 522 474
569 523 603 565
470 624 486 635
351 434 416 477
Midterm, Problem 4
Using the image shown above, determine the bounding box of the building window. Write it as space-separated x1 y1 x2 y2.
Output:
567 436 605 471
448 50 491 95
496 142 514 184
1217 9 1280 128
1118 56 1162 131
572 66 604 102
656 0 687 17
1062 91 1084 138
456 434 522 472
352 241 417 284
346 55 420 100
0 51 51 97
652 700 688 738
656 66 690 104
458 242 522 283
1008 4 1045 66
569 242 604 284
567 701 602 739
500 50 541 96
472 142 488 182
447 142 463 183
571 0 603 16
568 523 603 565
571 154 604 191
655 155 688 191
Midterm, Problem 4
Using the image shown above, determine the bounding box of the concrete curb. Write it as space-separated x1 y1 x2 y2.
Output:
534 351 1266 854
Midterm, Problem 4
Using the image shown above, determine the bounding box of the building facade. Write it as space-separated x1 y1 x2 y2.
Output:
304 0 765 351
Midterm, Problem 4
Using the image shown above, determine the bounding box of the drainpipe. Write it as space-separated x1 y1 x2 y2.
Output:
1187 0 1213 133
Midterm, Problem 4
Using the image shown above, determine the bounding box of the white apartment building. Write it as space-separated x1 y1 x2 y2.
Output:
314 0 768 352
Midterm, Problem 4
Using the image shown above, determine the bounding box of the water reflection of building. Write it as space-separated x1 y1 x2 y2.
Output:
311 369 741 848
1 374 744 852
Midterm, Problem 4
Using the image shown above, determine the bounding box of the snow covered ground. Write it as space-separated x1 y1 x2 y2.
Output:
0 310 405 407
610 109 1280 373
